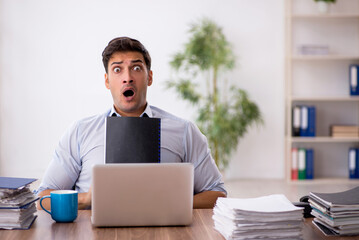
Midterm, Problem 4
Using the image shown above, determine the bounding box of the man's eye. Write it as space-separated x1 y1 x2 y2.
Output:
133 66 141 71
114 67 121 73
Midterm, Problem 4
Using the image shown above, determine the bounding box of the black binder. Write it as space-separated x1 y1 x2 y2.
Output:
292 106 301 137
105 116 161 163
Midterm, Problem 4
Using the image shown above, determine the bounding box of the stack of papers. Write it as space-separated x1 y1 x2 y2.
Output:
0 177 39 229
309 186 359 236
213 194 304 240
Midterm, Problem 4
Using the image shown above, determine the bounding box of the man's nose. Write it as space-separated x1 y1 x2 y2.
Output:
123 79 134 84
122 69 134 84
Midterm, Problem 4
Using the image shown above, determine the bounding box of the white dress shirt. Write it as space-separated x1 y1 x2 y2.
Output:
36 104 226 195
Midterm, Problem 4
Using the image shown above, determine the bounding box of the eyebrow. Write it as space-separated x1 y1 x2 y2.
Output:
110 59 144 66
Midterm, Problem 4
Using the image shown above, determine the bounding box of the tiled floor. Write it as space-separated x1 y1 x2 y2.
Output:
224 178 359 202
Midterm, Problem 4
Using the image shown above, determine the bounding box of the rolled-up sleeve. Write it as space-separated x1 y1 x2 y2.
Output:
35 121 82 195
184 122 227 195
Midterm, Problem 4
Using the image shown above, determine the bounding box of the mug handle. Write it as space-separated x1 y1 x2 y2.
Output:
40 196 52 215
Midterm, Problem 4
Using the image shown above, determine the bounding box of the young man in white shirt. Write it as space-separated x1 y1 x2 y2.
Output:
37 37 226 209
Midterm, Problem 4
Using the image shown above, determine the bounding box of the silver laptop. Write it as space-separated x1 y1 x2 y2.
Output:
91 163 194 227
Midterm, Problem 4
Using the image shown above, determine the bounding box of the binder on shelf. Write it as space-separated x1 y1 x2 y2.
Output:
349 148 358 179
306 149 314 180
307 106 316 137
298 148 306 180
300 106 308 137
291 148 298 180
292 106 301 137
349 64 359 96
300 106 316 137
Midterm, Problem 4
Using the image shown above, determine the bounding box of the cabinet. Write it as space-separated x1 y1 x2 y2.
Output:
285 0 359 182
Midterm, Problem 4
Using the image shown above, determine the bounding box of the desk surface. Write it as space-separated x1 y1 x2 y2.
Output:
0 210 359 240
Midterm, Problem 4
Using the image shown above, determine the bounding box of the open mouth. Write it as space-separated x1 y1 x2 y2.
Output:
123 89 134 97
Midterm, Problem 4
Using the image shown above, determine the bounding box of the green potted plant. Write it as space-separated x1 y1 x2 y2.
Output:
314 0 336 13
167 18 263 170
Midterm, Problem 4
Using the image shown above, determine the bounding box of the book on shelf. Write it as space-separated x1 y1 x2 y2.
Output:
330 125 359 138
332 133 359 138
0 177 39 230
309 186 359 236
291 105 316 137
212 195 303 240
349 148 359 179
292 147 314 180
350 65 359 96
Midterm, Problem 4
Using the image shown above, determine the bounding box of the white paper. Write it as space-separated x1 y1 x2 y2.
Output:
212 194 304 240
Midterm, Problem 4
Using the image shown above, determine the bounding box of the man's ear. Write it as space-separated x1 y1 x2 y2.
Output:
148 70 153 86
105 73 110 89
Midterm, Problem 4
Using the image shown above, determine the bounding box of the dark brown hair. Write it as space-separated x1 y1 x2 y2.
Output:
102 37 151 73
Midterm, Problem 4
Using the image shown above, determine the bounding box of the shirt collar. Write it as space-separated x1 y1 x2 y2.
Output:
109 103 153 118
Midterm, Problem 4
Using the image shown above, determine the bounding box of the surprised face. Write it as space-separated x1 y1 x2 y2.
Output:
105 51 153 117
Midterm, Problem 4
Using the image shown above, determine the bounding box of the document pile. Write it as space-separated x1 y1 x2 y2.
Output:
213 194 304 240
0 177 38 229
309 186 359 236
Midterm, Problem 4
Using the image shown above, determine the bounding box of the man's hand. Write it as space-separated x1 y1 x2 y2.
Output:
36 189 53 210
193 190 226 208
78 187 92 210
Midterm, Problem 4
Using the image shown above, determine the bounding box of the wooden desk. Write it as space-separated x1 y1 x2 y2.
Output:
0 209 223 240
1 210 359 240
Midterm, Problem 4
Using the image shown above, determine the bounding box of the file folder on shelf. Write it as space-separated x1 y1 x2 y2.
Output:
300 106 316 137
305 149 314 179
349 148 359 179
298 148 306 180
291 148 298 180
292 106 301 137
350 65 359 96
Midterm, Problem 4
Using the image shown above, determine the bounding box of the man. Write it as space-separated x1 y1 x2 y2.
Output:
36 37 226 210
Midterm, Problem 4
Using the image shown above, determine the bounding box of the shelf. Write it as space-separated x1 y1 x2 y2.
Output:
285 0 359 182
288 178 359 184
291 96 359 102
290 136 359 143
291 14 359 19
291 55 359 60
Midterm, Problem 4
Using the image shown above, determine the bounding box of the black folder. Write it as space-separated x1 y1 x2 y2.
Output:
105 116 161 163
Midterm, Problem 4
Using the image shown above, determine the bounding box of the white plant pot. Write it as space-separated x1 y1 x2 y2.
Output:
317 1 330 14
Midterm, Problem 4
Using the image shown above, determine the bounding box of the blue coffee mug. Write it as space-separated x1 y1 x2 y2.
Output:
40 190 78 223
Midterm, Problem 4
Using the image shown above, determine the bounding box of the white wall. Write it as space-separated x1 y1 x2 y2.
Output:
0 0 285 180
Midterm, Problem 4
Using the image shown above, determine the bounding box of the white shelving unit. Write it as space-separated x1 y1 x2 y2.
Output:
285 0 359 182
